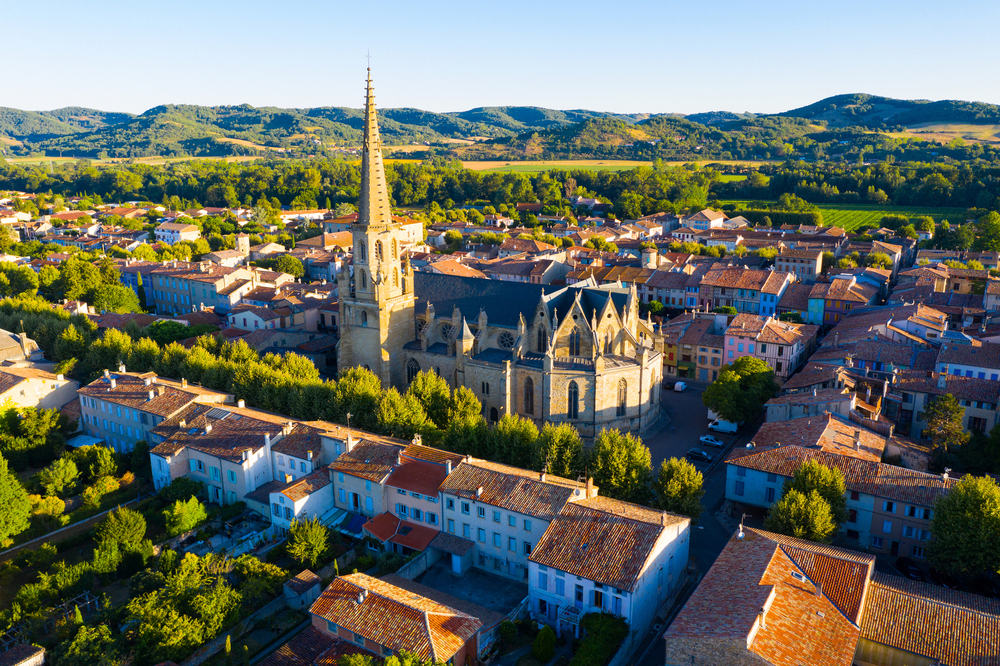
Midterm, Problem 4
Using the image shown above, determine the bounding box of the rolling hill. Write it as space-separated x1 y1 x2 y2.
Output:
1 93 999 160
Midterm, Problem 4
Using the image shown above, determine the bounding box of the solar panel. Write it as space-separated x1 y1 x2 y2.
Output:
206 407 230 421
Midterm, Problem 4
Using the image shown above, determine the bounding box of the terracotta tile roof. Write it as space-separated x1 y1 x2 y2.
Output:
330 439 405 483
810 340 918 369
748 412 886 462
387 456 448 497
0 370 28 395
272 423 325 460
766 387 852 406
79 372 203 418
430 259 487 279
701 267 791 294
777 282 813 311
231 304 282 321
530 496 687 592
758 319 819 346
861 572 1000 666
938 341 1000 370
150 403 282 463
362 513 438 551
664 528 862 666
285 569 322 595
280 470 331 502
256 626 369 666
309 573 481 662
894 370 1000 405
440 458 588 521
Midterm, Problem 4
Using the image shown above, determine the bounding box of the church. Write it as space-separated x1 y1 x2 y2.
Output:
337 70 663 440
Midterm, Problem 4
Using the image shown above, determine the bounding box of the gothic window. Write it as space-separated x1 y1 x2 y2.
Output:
392 239 398 259
361 311 368 327
393 268 399 287
567 381 579 420
359 241 367 261
441 324 454 340
617 379 627 416
407 358 420 383
375 241 383 261
359 270 367 289
537 328 547 353
604 332 611 354
569 329 581 356
524 377 534 415
498 332 515 350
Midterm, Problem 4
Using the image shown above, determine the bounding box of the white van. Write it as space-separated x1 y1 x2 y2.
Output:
674 381 687 392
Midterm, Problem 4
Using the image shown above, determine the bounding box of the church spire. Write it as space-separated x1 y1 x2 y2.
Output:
359 68 393 228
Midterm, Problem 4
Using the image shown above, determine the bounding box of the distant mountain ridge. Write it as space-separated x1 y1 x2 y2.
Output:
1 94 998 160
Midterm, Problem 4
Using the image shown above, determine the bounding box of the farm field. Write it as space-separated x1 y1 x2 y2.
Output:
462 159 771 173
721 200 968 231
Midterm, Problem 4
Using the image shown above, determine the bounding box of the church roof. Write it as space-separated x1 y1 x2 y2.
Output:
414 272 557 328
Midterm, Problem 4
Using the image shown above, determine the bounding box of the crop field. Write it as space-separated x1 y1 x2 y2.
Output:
721 200 968 231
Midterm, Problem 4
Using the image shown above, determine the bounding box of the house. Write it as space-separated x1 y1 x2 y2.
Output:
528 496 689 650
682 208 728 230
497 238 556 258
268 470 334 534
807 277 879 325
0 329 43 362
0 365 78 410
935 341 1000 380
664 528 873 666
724 314 820 380
250 242 287 261
309 573 482 664
699 268 794 317
774 248 822 282
80 370 230 454
206 249 246 268
765 387 857 422
228 304 285 331
154 222 201 245
889 369 1000 438
284 570 322 611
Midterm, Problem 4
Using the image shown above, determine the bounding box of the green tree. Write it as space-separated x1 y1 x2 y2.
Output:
651 458 704 520
57 623 120 666
447 385 482 427
763 489 837 543
287 516 329 568
54 323 88 362
275 254 305 278
164 496 208 536
784 460 847 525
929 475 1000 578
590 428 652 504
376 388 431 440
406 370 451 430
538 422 584 479
37 457 78 497
924 393 970 454
70 444 119 483
0 453 30 545
93 284 141 314
975 211 1000 252
96 506 147 550
712 306 738 315
865 252 893 270
702 356 777 425
533 625 556 662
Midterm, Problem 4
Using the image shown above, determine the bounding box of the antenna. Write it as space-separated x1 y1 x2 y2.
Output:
346 412 352 436
366 51 371 69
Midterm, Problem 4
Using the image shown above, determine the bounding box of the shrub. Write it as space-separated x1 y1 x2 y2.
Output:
533 625 556 662
38 457 79 497
499 620 517 647
81 475 120 509
96 506 147 550
568 614 629 666
376 553 405 575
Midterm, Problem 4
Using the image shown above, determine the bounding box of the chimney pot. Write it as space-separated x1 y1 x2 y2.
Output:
57 373 64 381
476 486 483 498
148 389 154 401
179 419 186 428
110 378 116 389
181 378 187 388
237 399 245 408
445 459 453 475
540 471 546 483
815 582 823 598
103 369 110 378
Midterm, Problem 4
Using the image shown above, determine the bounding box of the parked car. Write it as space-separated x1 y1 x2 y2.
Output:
674 381 687 392
686 448 713 463
895 557 923 581
708 419 739 434
700 434 725 448
928 568 961 590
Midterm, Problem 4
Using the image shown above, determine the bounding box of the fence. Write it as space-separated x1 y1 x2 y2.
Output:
179 595 287 666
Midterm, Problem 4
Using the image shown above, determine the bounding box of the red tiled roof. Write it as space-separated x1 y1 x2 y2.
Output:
256 626 369 666
387 456 448 497
363 513 438 551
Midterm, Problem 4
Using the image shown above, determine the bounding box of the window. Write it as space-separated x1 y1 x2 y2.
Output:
569 328 581 356
524 519 532 532
508 537 516 552
446 498 455 510
327 620 339 634
509 515 516 527
338 472 344 483
523 541 532 555
883 501 895 513
272 503 281 517
397 504 408 517
462 523 471 538
339 488 346 503
493 510 501 523
300 461 307 473
567 381 579 419
848 509 858 523
903 526 915 538
353 632 365 647
478 506 486 519
285 507 293 519
728 351 733 358
766 472 777 482
882 520 892 534
871 536 883 548
447 519 455 533
366 496 373 512
524 377 534 415
537 327 547 353
765 487 775 503
406 358 420 383
478 528 486 543
278 455 285 466
738 343 743 352
461 502 470 515
734 481 745 496
227 470 237 483
617 379 627 417
493 532 501 547
737 466 746 477
912 546 926 559
850 491 860 501
971 416 988 432
427 512 438 525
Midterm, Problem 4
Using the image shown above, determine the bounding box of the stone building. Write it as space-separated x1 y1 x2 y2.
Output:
337 71 663 439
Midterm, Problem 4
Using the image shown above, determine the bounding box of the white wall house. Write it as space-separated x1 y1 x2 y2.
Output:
269 470 334 533
155 222 201 245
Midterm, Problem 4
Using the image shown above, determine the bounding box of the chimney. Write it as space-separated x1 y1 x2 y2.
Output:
938 368 948 390
118 363 126 373
396 451 403 466
110 378 116 389
284 474 293 483
445 459 453 475
181 378 188 388
586 477 596 498
540 471 547 483
148 389 155 401
57 374 64 381
179 419 186 428
265 433 271 447
103 369 110 378
346 431 355 452
661 512 667 527
865 385 872 402
143 377 152 386
759 607 767 629
943 469 950 482
815 582 823 598
476 486 483 498
157 385 166 395
237 399 245 408
357 589 368 604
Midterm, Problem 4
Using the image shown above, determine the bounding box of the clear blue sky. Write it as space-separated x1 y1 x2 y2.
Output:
9 0 1000 115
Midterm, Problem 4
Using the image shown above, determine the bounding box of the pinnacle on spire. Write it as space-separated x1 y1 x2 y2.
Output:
457 317 475 341
359 67 392 228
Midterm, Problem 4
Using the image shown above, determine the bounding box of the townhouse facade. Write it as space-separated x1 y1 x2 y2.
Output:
154 222 200 245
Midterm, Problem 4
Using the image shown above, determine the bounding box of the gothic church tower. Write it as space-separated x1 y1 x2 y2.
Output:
337 68 415 388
